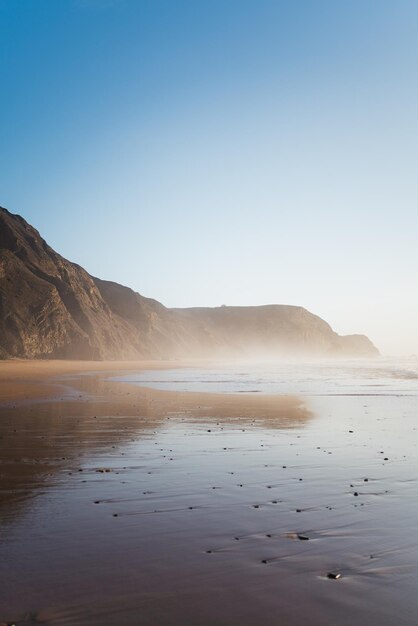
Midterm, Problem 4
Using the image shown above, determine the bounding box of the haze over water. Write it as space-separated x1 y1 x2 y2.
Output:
116 357 418 396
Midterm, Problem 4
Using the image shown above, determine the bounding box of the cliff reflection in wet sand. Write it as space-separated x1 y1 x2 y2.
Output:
0 372 309 520
2 363 418 626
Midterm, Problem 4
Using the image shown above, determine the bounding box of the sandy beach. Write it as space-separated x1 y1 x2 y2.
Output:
1 360 418 625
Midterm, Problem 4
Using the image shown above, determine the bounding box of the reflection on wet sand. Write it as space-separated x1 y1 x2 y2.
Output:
2 363 418 626
0 370 310 519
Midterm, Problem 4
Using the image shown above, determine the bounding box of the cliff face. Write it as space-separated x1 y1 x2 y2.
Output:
0 207 158 359
169 306 378 358
0 206 378 360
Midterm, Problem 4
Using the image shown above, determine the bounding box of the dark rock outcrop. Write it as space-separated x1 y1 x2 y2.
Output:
0 206 378 359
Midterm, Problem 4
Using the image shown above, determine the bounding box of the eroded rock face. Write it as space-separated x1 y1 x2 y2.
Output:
0 206 379 360
0 207 155 359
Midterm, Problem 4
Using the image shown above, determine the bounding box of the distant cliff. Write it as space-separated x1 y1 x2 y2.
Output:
0 206 378 360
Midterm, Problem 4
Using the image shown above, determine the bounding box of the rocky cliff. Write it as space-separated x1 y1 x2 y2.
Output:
0 206 378 359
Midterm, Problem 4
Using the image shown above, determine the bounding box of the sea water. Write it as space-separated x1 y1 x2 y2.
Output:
113 356 418 396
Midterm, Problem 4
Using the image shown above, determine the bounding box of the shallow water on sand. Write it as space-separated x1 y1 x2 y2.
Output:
115 357 418 396
2 361 418 625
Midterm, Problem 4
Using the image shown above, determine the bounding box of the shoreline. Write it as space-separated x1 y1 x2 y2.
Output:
0 359 193 403
0 359 311 425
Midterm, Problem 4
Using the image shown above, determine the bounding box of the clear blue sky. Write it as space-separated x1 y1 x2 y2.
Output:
1 0 418 354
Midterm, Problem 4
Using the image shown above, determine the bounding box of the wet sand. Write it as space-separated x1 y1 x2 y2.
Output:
1 361 418 625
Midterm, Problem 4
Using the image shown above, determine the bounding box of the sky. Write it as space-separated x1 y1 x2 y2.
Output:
1 0 418 355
